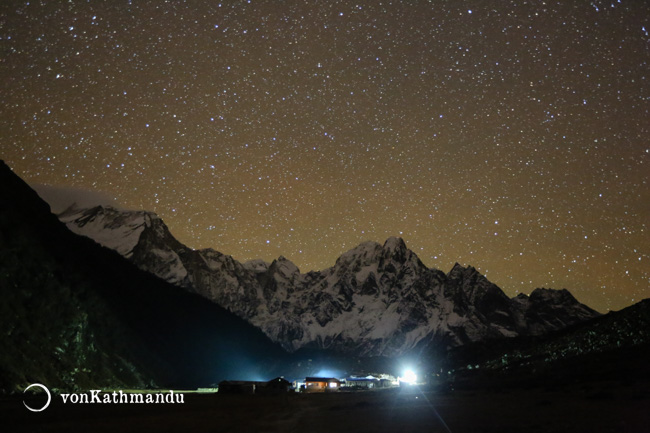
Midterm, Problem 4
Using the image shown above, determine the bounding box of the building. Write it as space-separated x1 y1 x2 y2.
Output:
344 376 379 389
304 377 341 392
258 377 292 395
344 373 397 390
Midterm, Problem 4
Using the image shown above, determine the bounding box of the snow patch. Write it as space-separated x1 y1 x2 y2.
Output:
60 207 148 258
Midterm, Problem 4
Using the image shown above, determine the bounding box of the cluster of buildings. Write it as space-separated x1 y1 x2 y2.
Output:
217 374 399 395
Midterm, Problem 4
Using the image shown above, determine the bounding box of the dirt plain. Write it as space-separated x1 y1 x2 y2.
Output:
4 381 648 433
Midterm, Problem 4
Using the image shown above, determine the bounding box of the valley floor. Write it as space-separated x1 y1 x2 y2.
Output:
4 382 648 433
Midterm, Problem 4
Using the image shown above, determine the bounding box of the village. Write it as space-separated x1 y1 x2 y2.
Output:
214 369 446 395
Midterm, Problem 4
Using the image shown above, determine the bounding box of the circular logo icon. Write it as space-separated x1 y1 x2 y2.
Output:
23 383 51 412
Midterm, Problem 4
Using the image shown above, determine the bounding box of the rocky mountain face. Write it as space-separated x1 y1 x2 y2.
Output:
60 206 601 357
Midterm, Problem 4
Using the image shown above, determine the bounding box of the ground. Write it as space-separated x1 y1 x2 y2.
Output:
4 382 648 433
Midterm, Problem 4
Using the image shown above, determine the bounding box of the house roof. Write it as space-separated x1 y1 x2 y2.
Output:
305 377 340 383
268 377 291 384
345 377 379 382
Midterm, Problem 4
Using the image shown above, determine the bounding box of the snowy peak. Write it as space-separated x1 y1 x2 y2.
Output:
269 256 301 279
330 238 429 295
446 263 501 299
382 236 407 254
509 288 601 335
335 237 413 269
243 259 271 274
60 205 189 285
59 205 157 258
379 236 416 268
530 287 578 304
447 262 479 279
336 241 383 268
59 206 602 357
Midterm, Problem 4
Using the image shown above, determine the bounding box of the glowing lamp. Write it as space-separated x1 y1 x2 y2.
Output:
402 369 417 384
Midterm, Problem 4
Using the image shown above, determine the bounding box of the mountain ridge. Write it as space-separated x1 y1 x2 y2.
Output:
60 204 601 357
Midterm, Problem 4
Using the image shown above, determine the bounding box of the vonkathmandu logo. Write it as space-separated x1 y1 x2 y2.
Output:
61 390 185 404
23 384 184 411
23 383 51 412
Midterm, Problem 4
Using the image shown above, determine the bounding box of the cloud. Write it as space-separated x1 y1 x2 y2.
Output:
31 184 122 214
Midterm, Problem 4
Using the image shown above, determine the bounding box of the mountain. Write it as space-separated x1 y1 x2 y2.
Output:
59 205 601 357
445 297 650 390
0 160 289 393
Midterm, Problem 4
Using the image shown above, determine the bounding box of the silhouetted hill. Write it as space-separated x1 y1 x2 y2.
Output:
0 160 289 393
444 298 650 390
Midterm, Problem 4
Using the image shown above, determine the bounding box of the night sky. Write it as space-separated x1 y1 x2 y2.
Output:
2 1 648 312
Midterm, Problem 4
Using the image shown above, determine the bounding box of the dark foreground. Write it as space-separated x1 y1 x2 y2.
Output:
4 382 648 433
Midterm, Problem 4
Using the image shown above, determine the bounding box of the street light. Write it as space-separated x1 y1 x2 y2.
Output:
401 369 417 385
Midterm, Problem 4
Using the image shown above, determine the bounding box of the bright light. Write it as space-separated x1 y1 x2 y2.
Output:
402 369 417 384
328 382 338 388
315 368 343 378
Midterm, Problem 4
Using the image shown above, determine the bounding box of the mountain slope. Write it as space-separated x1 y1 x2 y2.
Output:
60 205 601 357
0 161 289 393
445 297 650 391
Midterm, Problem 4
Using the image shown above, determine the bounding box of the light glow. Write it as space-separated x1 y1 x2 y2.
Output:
402 369 417 384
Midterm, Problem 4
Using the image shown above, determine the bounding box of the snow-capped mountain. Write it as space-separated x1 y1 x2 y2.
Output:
59 206 601 356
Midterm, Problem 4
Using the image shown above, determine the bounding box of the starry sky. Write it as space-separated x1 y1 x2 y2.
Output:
2 0 649 312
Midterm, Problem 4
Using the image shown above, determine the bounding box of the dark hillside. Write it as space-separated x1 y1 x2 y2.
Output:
0 160 289 393
445 298 650 391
